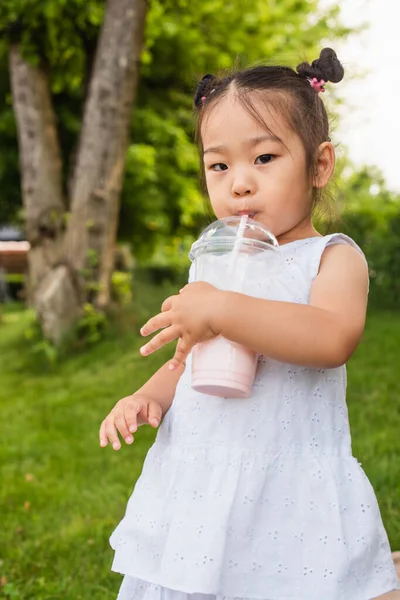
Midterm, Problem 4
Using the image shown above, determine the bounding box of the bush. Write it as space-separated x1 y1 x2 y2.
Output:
337 204 400 309
111 270 133 306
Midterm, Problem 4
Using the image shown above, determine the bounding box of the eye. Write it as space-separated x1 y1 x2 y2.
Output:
210 163 228 172
255 154 274 165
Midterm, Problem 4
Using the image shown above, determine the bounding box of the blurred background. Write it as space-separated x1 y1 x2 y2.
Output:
0 0 399 598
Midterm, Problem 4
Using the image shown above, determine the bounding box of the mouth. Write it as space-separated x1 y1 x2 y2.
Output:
236 210 258 219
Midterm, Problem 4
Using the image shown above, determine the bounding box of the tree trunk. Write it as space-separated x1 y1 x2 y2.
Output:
66 0 148 308
8 0 148 343
9 46 66 304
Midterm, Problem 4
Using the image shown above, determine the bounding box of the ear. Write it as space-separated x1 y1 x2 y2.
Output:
313 142 335 189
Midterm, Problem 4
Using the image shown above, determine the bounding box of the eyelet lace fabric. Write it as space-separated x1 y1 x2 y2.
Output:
110 234 399 600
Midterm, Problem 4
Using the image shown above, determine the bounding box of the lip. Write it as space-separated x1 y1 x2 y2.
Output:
236 210 258 218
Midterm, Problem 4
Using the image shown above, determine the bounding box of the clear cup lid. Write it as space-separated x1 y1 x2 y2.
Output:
189 216 279 260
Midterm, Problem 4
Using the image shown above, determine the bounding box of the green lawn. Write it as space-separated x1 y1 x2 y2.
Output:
0 287 400 600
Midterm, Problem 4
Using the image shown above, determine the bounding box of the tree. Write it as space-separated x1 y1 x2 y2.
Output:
0 0 351 340
117 0 351 268
1 0 148 342
0 58 20 226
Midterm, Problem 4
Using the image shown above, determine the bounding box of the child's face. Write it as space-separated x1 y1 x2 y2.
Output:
201 93 315 241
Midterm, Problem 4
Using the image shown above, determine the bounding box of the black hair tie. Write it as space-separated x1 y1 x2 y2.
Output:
194 74 217 108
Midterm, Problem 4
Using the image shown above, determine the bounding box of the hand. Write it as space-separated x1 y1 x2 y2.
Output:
140 282 224 369
99 394 163 451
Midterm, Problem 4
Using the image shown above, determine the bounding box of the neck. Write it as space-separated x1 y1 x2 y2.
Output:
277 219 320 246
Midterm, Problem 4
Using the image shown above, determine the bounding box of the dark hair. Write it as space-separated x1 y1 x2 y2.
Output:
194 48 344 215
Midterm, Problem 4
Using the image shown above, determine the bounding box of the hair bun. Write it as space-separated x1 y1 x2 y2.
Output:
296 48 344 84
194 74 217 108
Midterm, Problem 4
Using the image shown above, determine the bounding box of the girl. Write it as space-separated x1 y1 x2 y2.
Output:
100 49 400 600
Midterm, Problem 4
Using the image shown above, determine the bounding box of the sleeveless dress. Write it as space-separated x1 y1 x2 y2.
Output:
110 234 400 600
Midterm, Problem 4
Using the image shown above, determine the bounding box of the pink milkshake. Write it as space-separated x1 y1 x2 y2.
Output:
192 336 259 398
189 216 280 398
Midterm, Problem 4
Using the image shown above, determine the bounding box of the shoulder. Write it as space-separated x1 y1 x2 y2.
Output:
311 234 369 315
286 233 368 285
318 234 368 282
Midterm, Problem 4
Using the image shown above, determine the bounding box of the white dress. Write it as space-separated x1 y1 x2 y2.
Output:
110 234 400 600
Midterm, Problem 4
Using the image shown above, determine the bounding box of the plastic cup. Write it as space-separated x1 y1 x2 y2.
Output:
191 336 259 398
189 216 281 398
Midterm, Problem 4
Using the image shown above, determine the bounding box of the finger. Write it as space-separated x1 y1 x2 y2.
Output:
140 312 171 337
99 420 108 447
136 404 149 428
114 414 134 445
161 296 174 312
169 338 192 370
104 416 122 451
124 398 143 433
147 401 163 428
140 326 179 356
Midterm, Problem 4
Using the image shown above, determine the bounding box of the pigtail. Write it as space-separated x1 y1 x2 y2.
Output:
194 74 218 109
296 48 344 85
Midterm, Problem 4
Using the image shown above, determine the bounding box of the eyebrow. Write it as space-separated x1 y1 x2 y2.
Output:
203 134 282 155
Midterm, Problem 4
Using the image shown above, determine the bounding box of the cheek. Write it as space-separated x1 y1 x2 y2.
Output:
205 173 225 198
275 164 311 203
204 170 214 191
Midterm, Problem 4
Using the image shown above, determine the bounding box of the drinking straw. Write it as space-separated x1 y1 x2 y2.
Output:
227 215 248 289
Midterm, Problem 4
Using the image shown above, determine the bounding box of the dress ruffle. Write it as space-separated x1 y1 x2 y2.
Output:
116 575 275 599
116 574 399 600
111 443 399 600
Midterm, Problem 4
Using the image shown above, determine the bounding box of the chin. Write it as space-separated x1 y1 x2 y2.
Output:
252 214 272 229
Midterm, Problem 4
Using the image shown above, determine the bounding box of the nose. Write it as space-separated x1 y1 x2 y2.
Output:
231 167 256 197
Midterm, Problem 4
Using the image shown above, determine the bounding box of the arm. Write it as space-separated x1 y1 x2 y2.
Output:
137 360 185 418
99 359 185 450
215 244 369 369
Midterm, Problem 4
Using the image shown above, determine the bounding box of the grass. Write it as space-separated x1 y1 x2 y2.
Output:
0 288 400 599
